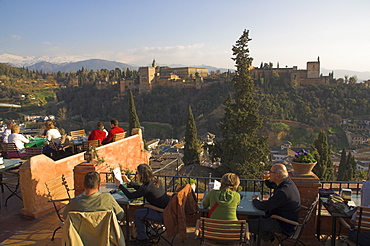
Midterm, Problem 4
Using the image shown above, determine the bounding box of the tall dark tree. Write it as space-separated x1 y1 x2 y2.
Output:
217 30 270 179
128 90 140 136
337 148 347 181
183 106 201 165
313 130 334 180
347 151 357 181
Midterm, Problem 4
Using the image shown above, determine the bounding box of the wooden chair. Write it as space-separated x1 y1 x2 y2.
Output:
113 132 126 142
45 175 73 241
195 217 249 245
62 211 125 246
23 147 43 159
339 206 370 246
70 129 86 140
82 139 100 151
1 143 24 159
271 196 319 246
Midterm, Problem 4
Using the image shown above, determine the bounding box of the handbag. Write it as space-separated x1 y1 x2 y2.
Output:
208 202 219 217
324 194 356 216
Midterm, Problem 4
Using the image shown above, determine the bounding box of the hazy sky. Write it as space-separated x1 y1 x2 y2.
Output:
1 0 370 71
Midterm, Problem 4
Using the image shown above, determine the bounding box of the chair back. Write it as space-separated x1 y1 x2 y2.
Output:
23 147 43 159
113 132 126 142
292 196 319 240
1 143 22 158
198 217 248 245
82 139 100 151
62 211 125 246
70 129 86 140
354 206 370 232
45 175 72 219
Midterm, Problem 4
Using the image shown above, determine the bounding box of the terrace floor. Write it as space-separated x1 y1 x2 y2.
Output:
0 189 348 246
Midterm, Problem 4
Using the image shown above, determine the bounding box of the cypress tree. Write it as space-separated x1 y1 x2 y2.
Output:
337 148 347 181
128 90 140 136
347 151 357 181
183 106 201 165
313 130 334 180
218 30 270 179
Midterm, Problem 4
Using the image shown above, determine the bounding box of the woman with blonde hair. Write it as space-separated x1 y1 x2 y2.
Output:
45 121 61 146
8 125 29 153
202 173 241 220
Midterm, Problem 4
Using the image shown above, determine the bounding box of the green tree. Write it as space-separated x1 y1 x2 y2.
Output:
313 130 334 180
347 151 357 181
337 148 347 180
217 30 270 179
128 90 140 136
183 106 201 165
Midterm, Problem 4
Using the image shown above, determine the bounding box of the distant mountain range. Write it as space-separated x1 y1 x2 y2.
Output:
0 53 369 80
0 53 231 73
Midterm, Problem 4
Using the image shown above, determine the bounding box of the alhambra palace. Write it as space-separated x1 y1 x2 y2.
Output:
95 57 334 93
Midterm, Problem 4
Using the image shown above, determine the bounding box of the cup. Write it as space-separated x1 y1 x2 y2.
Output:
209 182 214 191
0 157 3 164
261 174 270 180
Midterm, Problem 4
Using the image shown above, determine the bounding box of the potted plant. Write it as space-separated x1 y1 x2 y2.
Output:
291 149 317 174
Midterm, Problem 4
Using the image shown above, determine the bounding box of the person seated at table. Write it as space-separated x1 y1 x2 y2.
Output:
42 121 61 155
63 171 124 221
2 121 14 143
102 118 125 144
8 125 29 153
44 121 61 146
346 171 370 245
116 164 170 245
88 121 107 145
202 173 241 220
248 164 300 243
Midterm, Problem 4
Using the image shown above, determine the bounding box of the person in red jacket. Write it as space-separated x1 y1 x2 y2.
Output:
88 121 107 145
102 118 125 144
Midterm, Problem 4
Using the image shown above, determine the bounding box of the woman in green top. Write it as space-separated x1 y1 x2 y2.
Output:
202 173 241 220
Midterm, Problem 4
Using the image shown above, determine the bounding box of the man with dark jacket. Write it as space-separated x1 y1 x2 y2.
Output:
249 164 301 242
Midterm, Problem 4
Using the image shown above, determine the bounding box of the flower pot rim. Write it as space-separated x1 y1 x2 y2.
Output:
291 161 317 164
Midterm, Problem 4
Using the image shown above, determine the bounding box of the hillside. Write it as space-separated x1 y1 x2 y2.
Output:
1 63 369 150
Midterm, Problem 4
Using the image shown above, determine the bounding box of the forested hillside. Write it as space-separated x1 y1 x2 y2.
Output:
1 63 370 149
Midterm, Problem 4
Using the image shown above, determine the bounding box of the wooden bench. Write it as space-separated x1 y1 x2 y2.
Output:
113 132 126 142
70 129 86 140
82 139 100 151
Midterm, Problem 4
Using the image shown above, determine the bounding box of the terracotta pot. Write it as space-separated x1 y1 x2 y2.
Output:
291 161 317 175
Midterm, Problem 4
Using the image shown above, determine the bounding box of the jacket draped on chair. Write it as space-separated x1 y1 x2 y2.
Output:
62 210 125 246
163 184 199 241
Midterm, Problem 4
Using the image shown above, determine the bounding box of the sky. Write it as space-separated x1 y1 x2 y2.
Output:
1 0 370 71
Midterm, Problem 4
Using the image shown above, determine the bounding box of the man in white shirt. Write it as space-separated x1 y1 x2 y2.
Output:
8 125 29 151
2 121 14 143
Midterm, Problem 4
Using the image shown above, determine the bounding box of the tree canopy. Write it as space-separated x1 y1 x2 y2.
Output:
217 30 270 179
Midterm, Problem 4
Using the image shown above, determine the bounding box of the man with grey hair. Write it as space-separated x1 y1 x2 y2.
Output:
63 171 124 221
248 164 301 242
2 121 14 143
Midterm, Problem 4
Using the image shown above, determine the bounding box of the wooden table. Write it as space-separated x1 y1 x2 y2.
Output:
317 196 358 246
200 191 265 246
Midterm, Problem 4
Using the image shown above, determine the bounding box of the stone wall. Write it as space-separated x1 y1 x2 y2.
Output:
19 130 150 219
